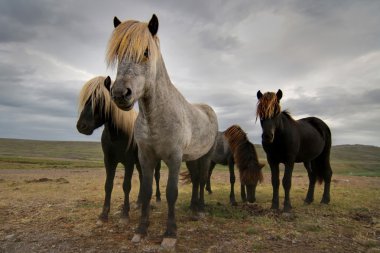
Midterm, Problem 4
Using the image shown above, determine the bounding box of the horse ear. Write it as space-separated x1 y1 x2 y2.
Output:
148 14 159 36
257 90 263 99
276 89 283 101
113 16 121 28
104 76 111 91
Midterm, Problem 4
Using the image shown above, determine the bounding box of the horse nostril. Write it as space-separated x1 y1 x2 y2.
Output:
262 133 273 141
123 88 132 100
77 122 87 130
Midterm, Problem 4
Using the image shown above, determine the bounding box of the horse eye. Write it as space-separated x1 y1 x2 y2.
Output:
144 48 149 58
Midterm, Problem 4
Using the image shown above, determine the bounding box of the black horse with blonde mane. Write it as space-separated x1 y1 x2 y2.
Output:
76 76 161 223
256 89 333 212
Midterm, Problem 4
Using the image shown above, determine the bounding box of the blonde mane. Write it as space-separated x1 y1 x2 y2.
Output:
256 92 281 121
78 76 137 139
106 20 160 67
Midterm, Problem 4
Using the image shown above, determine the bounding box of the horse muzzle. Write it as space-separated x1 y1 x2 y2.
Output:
76 122 94 135
111 88 134 111
262 133 274 144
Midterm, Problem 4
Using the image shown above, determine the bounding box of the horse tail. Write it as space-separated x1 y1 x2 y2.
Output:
180 170 192 184
309 119 333 184
224 125 264 185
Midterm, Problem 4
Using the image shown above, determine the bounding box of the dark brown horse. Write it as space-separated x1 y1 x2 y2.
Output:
76 76 161 224
256 89 332 212
186 125 264 205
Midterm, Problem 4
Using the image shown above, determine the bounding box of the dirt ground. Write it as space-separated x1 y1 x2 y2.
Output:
0 168 379 253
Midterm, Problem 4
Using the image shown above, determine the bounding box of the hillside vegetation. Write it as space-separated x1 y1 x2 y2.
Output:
0 138 379 176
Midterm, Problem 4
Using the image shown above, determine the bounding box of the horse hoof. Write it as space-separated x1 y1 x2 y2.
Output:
131 202 140 210
304 199 313 205
320 199 330 204
283 207 292 213
96 219 105 226
161 237 177 250
131 234 142 243
270 205 279 210
198 212 207 219
230 201 238 206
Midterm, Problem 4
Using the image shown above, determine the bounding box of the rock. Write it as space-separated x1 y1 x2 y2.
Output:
131 234 142 243
160 238 177 251
96 220 104 226
5 234 15 240
119 217 129 225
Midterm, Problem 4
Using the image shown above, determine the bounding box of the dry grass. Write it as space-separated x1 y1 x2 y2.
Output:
1 166 379 252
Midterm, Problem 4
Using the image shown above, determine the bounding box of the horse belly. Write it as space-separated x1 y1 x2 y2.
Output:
182 104 218 161
295 125 325 162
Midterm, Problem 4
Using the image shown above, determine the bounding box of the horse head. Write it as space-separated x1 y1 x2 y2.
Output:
107 14 160 111
256 89 282 144
76 76 111 135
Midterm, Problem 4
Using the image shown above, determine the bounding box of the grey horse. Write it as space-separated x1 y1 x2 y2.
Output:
106 15 218 249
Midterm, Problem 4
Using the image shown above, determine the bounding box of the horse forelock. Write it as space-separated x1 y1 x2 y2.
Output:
256 92 281 120
106 20 160 67
78 76 137 137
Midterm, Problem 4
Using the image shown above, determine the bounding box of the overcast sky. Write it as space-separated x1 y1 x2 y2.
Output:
0 0 379 146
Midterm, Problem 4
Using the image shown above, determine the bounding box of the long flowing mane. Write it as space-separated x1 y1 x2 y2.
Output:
256 92 281 120
106 20 160 67
224 125 264 185
78 76 137 136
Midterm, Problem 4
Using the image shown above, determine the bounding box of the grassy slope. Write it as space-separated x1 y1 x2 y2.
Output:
0 138 379 176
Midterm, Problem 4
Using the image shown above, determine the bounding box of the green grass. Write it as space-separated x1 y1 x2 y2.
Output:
0 138 379 176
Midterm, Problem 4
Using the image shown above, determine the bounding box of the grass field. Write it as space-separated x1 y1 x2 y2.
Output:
0 138 379 252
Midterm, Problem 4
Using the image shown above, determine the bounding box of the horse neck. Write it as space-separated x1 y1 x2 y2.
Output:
138 56 187 120
103 113 129 140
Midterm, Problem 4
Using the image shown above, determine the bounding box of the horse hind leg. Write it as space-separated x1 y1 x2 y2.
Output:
206 161 216 194
121 161 134 223
304 161 317 204
319 158 333 204
154 161 161 202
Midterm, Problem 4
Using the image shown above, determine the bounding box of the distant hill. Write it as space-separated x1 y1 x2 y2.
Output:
0 138 379 176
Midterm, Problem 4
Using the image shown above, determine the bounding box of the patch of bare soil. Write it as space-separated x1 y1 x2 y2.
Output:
0 168 379 252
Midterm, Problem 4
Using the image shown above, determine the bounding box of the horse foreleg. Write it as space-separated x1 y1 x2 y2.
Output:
164 156 182 239
135 162 143 207
283 163 294 212
133 156 158 240
304 161 316 204
99 158 117 222
228 161 237 206
270 162 280 210
154 161 161 202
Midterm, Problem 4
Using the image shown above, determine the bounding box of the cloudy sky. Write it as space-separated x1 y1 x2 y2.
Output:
0 0 379 146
